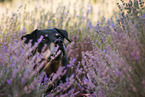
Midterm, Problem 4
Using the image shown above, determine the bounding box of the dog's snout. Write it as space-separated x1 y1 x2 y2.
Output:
54 39 63 44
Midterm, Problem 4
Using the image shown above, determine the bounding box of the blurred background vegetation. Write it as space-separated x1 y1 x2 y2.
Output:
0 0 127 23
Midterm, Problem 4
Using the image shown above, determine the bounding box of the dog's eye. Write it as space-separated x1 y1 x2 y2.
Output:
42 38 48 41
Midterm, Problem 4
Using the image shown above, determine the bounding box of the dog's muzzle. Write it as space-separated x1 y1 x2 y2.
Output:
54 39 65 55
42 43 60 60
41 38 67 67
40 38 65 60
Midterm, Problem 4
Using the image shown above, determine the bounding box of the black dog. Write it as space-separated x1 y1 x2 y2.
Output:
21 28 71 92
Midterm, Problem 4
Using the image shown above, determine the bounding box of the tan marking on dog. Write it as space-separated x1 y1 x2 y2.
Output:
42 43 56 59
55 33 59 36
45 34 48 37
44 53 62 75
50 43 55 53
44 50 61 69
41 42 62 74
43 49 51 59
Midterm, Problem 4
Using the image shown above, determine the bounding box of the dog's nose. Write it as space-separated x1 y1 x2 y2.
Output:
54 39 63 44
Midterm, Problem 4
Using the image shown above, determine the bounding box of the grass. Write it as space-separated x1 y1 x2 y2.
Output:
0 0 145 96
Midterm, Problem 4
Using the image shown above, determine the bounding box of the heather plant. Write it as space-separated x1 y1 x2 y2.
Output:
109 1 145 96
66 0 145 97
0 0 145 97
0 34 76 97
0 35 46 96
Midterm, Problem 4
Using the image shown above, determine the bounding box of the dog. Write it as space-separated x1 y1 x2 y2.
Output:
21 28 71 92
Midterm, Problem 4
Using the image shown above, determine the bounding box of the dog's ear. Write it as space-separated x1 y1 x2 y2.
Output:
21 29 38 44
53 28 71 42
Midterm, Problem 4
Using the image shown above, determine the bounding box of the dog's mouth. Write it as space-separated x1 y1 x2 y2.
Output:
41 43 63 72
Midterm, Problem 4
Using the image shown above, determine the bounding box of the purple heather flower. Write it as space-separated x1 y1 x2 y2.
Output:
6 80 11 84
29 53 32 56
98 42 101 45
11 62 15 67
116 32 118 35
24 86 31 94
103 49 106 53
116 70 121 75
1 43 7 51
21 78 26 84
43 74 49 83
12 68 18 78
83 78 89 85
87 10 90 16
142 80 145 86
60 89 62 92
134 23 137 27
111 23 115 27
48 20 51 23
107 19 110 22
132 87 137 92
19 30 23 34
135 56 139 60
9 55 12 59
67 64 71 67
98 90 103 97
23 28 26 30
29 83 34 90
37 36 43 43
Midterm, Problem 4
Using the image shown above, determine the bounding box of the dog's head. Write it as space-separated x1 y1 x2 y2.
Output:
21 28 71 69
21 28 71 52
